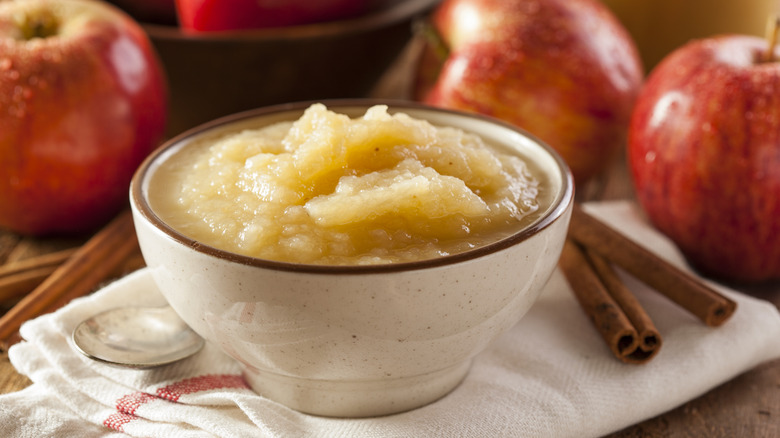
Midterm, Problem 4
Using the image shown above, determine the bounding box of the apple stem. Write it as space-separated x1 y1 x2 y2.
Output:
413 18 450 62
764 15 779 62
15 11 59 41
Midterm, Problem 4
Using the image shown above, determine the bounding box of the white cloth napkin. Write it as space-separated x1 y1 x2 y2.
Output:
2 200 779 438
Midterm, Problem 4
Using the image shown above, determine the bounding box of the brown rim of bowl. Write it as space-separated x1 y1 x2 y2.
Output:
143 0 439 41
131 99 574 275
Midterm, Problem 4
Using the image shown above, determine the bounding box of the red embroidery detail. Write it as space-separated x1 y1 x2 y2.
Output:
157 374 249 402
103 412 137 431
103 391 156 431
116 391 156 415
103 374 247 430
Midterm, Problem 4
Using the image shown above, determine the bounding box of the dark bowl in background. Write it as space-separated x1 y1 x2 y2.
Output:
142 0 439 136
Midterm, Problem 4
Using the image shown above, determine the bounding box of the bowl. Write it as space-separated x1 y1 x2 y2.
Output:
142 0 439 136
129 100 574 417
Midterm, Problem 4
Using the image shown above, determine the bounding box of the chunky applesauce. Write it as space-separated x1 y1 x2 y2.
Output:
149 104 545 265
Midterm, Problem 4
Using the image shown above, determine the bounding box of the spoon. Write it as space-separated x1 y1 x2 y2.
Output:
72 306 205 369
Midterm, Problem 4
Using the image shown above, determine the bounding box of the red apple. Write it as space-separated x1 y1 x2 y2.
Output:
0 0 168 235
628 35 780 284
175 0 372 32
414 0 644 184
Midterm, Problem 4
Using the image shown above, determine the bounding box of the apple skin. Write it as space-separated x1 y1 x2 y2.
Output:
628 35 780 284
414 0 644 184
176 0 372 32
0 0 168 236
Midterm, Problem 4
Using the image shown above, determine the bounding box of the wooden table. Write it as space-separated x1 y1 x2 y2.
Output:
1 40 779 437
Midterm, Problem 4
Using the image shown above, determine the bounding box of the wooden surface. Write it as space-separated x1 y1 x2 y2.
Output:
1 39 779 437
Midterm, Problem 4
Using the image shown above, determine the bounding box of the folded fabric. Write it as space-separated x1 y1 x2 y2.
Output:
1 200 779 437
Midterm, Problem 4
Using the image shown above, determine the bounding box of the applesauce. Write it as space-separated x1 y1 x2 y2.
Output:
149 104 547 265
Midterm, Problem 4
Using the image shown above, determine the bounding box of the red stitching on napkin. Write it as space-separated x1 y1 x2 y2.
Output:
157 374 250 402
103 412 137 431
102 374 249 431
103 392 155 431
117 391 157 414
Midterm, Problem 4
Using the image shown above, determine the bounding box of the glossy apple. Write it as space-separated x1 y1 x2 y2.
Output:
628 35 780 284
414 0 644 184
0 0 168 235
176 0 372 32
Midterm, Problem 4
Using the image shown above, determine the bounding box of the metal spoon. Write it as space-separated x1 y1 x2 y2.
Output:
72 306 205 369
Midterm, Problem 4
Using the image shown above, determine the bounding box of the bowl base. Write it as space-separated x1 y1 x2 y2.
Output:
242 359 472 418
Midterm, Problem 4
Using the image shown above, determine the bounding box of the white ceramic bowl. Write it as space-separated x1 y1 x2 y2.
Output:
130 100 574 417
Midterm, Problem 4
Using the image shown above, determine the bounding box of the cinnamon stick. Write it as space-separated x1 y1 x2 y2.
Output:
559 239 660 364
568 204 736 326
0 248 77 302
0 266 58 303
0 210 138 347
584 247 661 361
0 248 76 276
